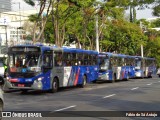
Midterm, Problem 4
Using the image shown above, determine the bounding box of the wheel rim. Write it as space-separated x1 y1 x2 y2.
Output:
83 78 86 86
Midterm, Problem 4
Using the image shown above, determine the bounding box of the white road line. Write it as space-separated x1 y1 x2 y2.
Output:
158 81 160 82
131 87 139 90
103 94 116 99
147 83 152 85
55 105 76 112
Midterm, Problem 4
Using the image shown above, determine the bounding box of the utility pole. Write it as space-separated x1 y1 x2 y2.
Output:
95 14 99 52
140 21 144 57
95 3 100 53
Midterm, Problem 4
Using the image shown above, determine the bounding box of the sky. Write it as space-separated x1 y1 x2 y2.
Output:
12 0 158 20
125 6 157 20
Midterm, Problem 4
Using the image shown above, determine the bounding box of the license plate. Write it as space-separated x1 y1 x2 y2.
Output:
18 84 25 87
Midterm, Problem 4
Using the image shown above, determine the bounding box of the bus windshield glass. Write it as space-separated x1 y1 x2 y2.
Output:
8 53 42 74
99 57 109 71
135 59 141 69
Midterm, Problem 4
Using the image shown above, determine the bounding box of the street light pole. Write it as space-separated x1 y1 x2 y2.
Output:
95 14 99 52
140 21 144 57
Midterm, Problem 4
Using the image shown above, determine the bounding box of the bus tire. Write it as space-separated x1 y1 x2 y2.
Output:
51 78 59 93
80 75 87 88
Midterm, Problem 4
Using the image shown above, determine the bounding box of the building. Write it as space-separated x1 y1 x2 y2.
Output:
0 0 11 12
0 0 49 54
0 9 38 54
0 8 49 47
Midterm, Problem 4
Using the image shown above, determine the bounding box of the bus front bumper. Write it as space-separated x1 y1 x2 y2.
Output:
135 71 142 77
98 73 109 80
4 80 43 90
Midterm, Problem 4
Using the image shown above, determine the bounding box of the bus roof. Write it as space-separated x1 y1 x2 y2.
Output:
9 44 98 54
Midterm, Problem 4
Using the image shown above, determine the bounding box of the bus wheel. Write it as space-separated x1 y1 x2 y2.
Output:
51 78 59 93
80 76 87 88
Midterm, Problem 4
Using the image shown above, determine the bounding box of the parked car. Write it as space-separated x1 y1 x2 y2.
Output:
157 68 160 77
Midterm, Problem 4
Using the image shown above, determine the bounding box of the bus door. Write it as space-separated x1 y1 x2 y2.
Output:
42 50 53 90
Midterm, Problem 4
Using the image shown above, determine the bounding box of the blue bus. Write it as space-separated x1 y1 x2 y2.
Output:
126 55 136 78
5 45 98 92
98 52 130 82
134 56 156 78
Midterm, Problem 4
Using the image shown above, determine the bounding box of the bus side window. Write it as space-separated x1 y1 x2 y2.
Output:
54 52 62 66
71 53 77 66
77 53 83 65
63 52 71 66
43 54 53 68
84 53 88 65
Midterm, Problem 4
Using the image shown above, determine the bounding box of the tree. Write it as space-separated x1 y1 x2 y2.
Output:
100 19 147 55
150 18 160 28
152 0 160 17
144 29 160 66
24 0 52 43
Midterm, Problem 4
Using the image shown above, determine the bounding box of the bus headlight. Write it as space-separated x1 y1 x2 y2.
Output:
6 77 10 80
37 77 44 81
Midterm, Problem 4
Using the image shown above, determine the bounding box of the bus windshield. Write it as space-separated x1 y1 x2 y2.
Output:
8 53 42 75
135 60 141 69
99 58 109 71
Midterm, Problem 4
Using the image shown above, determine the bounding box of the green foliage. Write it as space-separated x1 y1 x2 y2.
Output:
100 19 147 55
150 18 160 28
23 0 160 65
153 5 160 17
28 14 40 22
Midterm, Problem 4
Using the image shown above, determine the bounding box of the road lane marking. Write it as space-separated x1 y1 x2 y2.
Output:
103 94 116 99
147 83 152 85
158 81 160 82
131 87 139 90
55 105 76 111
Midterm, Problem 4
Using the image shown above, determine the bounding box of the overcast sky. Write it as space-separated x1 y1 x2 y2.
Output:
12 0 157 20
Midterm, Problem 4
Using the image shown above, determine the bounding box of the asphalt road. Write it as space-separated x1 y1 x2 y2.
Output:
2 76 160 120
